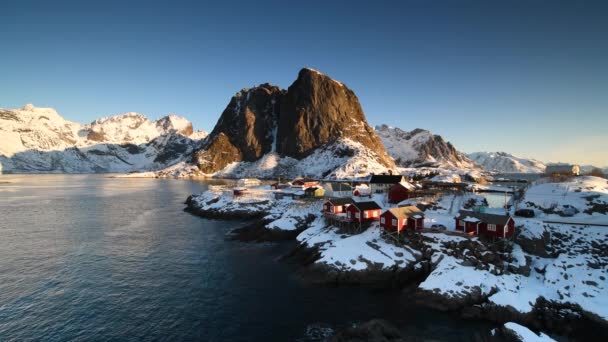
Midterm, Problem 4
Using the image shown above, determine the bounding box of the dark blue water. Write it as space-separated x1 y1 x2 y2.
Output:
0 175 494 341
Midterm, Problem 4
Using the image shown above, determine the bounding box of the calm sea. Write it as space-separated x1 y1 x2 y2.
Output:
0 175 493 341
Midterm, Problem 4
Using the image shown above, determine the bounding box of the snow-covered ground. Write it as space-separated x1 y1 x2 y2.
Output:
518 176 608 224
189 182 608 332
208 138 393 180
502 322 556 341
297 222 420 271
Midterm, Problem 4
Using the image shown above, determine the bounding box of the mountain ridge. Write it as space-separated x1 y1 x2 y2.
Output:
375 124 477 169
0 104 207 173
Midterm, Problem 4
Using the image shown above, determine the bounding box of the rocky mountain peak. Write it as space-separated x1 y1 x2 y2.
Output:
193 68 395 175
276 68 393 165
194 83 284 173
156 114 193 136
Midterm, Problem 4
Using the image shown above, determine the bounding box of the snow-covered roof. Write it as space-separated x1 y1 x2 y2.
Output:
393 181 415 191
456 210 511 225
387 206 424 219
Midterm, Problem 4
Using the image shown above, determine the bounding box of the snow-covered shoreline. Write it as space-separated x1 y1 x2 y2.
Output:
186 177 608 338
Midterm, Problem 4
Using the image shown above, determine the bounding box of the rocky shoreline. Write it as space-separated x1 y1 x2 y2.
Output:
185 194 608 340
286 234 607 339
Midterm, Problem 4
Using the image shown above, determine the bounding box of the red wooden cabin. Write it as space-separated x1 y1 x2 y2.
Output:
388 182 417 203
380 206 424 232
292 178 319 189
346 201 382 223
322 198 354 214
455 210 515 238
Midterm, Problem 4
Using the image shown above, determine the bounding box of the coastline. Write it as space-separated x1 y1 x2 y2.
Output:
185 186 608 340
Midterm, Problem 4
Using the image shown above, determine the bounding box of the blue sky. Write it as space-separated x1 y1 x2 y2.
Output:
1 0 606 166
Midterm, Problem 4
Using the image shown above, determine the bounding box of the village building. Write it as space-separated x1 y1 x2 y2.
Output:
422 181 468 192
322 182 353 198
291 177 319 189
304 186 325 198
388 182 417 203
454 210 515 238
346 201 382 223
380 206 424 232
322 198 355 223
237 178 261 187
353 184 371 197
271 181 291 189
545 164 580 177
322 198 354 215
369 175 408 193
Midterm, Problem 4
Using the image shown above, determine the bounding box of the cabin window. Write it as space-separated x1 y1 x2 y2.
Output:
459 221 465 227
392 219 397 226
380 217 385 224
487 224 496 231
355 212 360 219
363 212 369 219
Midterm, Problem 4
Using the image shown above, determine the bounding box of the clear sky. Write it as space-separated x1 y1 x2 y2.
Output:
1 0 606 166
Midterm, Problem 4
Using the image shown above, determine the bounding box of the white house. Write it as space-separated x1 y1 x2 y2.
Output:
545 164 580 176
322 182 353 197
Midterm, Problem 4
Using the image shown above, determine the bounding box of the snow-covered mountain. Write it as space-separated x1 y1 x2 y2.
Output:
468 152 546 173
191 68 396 179
375 125 477 169
0 104 208 173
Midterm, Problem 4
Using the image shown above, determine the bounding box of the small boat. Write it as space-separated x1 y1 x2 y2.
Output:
233 187 248 196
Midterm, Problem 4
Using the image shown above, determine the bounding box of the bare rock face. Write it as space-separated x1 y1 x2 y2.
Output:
193 84 283 173
277 68 393 166
193 68 395 174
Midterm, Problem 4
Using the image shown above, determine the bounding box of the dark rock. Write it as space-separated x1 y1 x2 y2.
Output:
229 219 304 242
192 68 395 174
193 84 283 173
277 68 393 165
481 253 495 263
515 231 551 258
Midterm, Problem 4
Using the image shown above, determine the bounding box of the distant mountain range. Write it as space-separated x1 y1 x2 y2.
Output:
375 125 477 169
467 152 546 173
2 69 601 177
468 151 607 174
0 104 207 173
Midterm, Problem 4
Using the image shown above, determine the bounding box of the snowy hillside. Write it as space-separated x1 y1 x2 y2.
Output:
469 152 546 173
210 138 393 179
0 104 208 173
518 176 608 223
375 125 477 169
